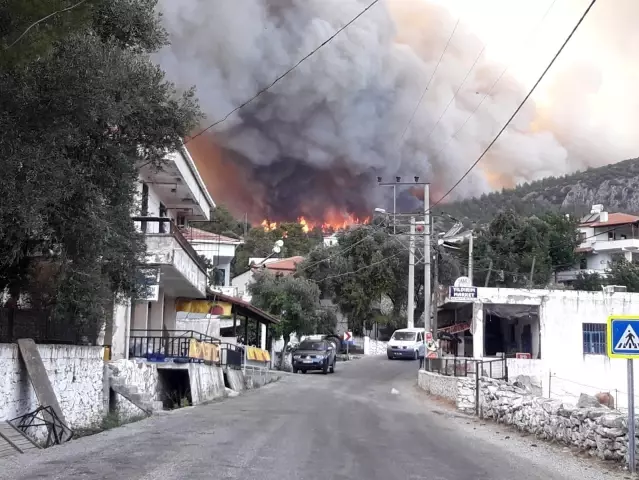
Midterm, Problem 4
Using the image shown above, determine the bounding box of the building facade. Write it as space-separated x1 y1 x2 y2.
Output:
110 146 215 359
441 286 639 409
557 205 639 284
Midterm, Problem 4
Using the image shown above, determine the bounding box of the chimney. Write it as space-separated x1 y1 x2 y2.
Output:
600 211 609 223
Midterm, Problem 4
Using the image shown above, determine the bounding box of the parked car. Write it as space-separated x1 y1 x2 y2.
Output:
387 327 425 360
292 339 337 374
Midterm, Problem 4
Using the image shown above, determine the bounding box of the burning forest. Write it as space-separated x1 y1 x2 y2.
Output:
261 212 370 234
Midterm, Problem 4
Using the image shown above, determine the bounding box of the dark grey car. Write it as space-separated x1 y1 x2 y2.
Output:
292 340 336 374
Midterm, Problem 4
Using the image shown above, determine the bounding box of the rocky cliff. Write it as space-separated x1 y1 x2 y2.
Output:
441 158 639 224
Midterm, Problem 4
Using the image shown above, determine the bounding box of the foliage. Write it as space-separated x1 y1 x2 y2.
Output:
573 272 605 291
439 157 639 227
198 205 247 239
0 0 201 337
607 258 639 292
248 271 323 367
470 210 578 288
231 219 322 277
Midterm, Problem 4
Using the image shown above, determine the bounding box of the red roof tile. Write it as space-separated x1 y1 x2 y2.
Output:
581 212 639 227
251 256 304 273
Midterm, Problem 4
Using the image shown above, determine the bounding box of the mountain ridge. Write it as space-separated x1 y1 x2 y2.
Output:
440 157 639 224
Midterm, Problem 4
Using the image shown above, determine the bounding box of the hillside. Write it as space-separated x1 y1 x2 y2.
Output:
440 157 639 225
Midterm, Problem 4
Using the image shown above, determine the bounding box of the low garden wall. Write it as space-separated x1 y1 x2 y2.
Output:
418 369 635 463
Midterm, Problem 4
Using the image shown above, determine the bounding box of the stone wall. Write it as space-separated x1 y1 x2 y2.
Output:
479 377 631 462
364 337 388 355
418 368 635 464
0 344 106 430
107 358 161 420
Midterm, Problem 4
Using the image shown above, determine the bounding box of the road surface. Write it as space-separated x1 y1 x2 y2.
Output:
0 356 627 479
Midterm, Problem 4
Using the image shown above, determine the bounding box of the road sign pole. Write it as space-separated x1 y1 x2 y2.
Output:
608 315 639 473
629 358 636 474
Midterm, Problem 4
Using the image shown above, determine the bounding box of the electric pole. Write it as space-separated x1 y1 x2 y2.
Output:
407 217 415 328
424 183 431 337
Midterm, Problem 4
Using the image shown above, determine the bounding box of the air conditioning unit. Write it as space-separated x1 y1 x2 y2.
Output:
603 285 627 294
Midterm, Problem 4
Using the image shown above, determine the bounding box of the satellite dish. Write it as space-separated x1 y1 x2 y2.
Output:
275 239 284 247
272 245 281 254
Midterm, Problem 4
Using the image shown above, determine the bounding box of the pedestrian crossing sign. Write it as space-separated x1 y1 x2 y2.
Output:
608 316 639 358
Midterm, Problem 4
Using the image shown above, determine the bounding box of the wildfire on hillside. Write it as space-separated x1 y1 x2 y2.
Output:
260 211 370 234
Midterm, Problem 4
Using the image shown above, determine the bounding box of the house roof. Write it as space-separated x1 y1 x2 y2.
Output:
207 291 280 325
251 256 304 273
181 227 243 244
581 212 639 228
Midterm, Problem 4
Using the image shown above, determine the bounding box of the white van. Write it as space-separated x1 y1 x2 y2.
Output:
387 328 425 360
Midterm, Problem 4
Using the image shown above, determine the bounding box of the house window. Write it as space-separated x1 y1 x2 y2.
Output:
583 323 606 355
579 257 587 269
578 231 586 243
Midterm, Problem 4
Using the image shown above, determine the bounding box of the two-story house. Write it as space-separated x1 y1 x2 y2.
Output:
109 146 215 359
557 205 639 284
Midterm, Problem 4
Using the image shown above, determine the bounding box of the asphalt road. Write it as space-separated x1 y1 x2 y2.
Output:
0 357 628 480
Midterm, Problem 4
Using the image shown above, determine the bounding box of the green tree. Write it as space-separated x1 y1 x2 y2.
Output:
471 210 567 288
0 0 201 339
248 271 322 368
198 204 246 239
573 272 605 291
607 258 639 292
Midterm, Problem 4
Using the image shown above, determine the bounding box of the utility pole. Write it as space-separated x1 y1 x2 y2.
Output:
393 185 397 235
468 233 474 285
424 183 431 337
432 242 438 334
407 217 415 328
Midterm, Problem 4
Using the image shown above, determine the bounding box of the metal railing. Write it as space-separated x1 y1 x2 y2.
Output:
420 356 508 381
10 406 73 448
218 343 244 369
128 329 220 362
131 216 208 272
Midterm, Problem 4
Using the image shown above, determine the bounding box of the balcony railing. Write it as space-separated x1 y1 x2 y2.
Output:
128 330 247 369
132 217 208 273
129 329 220 362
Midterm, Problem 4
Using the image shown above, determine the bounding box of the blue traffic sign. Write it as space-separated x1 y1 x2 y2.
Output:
608 316 639 358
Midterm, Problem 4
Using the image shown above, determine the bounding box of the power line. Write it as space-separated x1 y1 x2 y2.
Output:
426 0 559 168
399 17 460 142
6 0 89 49
424 43 486 142
185 0 382 144
429 0 597 211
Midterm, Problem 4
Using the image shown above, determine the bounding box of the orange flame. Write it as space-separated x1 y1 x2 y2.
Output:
260 211 369 234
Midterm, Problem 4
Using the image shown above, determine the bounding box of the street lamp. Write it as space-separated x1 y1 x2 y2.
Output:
255 239 285 266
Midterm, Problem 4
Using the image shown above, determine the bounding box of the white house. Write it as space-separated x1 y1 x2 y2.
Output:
441 286 639 409
182 228 243 291
557 204 639 284
109 146 215 359
231 256 304 302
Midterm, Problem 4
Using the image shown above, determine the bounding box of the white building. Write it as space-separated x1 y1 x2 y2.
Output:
441 286 639 409
557 204 639 284
182 228 243 290
110 147 215 359
323 234 338 247
231 256 304 302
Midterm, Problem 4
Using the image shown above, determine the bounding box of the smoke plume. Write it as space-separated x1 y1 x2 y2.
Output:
155 0 639 222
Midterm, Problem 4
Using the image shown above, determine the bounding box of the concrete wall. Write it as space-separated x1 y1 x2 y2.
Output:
107 359 161 420
188 363 225 404
0 344 106 430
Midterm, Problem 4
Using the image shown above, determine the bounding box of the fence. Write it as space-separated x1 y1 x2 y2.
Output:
218 343 244 369
421 356 508 381
0 307 97 345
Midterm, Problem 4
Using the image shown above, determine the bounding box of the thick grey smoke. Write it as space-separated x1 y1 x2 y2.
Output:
155 0 638 219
